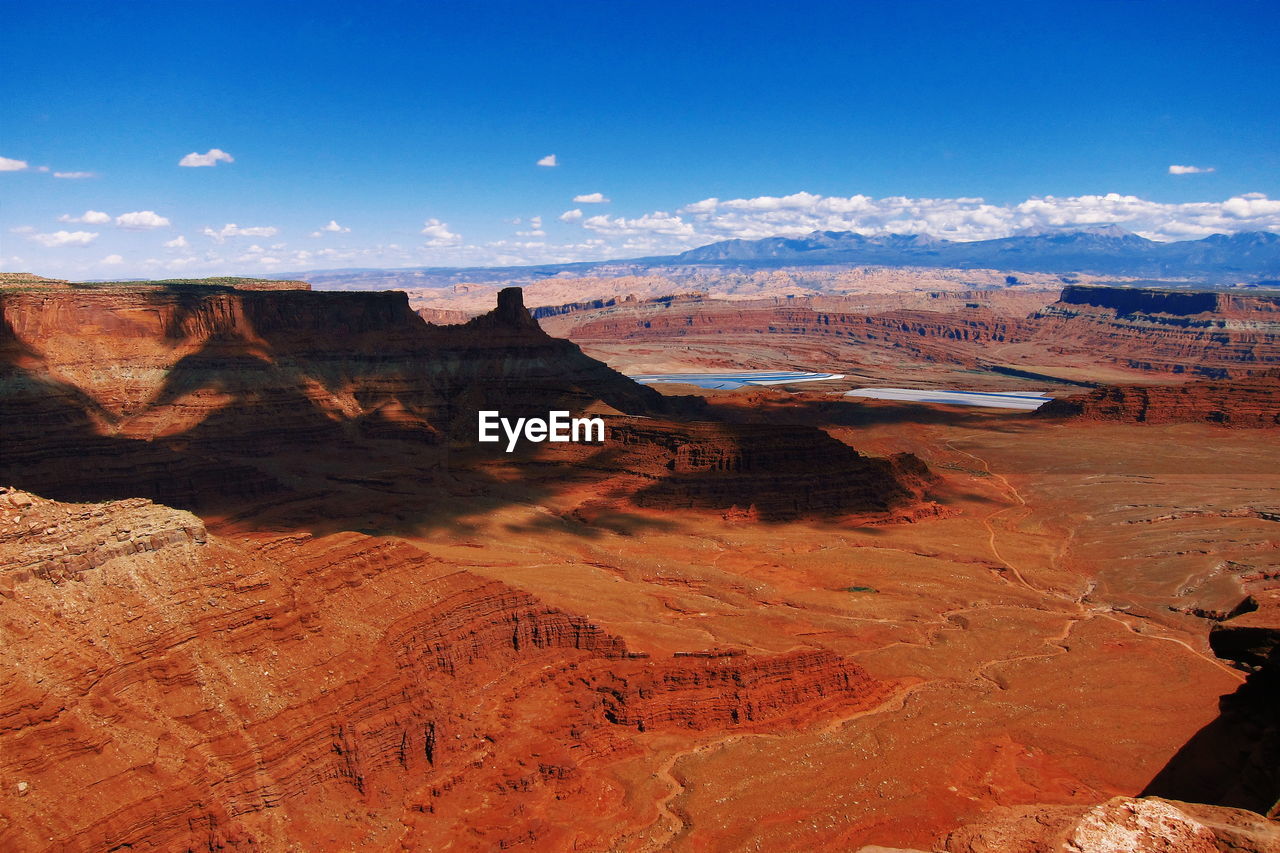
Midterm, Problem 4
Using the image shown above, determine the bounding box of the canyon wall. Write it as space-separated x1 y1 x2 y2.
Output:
1031 285 1280 378
536 284 1280 380
0 284 928 524
0 486 899 851
1038 372 1280 427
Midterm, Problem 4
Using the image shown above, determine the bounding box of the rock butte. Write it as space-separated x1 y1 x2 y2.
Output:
0 275 1277 851
1038 370 1280 427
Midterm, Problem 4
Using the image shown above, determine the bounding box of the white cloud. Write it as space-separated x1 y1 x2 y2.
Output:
201 223 279 242
421 218 461 247
573 192 610 204
0 156 29 172
116 210 171 229
310 219 350 237
554 191 1280 248
580 211 698 239
179 148 234 167
29 230 98 248
536 154 558 167
1220 195 1280 218
101 254 124 265
1169 164 1214 175
59 210 112 225
164 235 189 248
9 225 35 234
53 171 95 179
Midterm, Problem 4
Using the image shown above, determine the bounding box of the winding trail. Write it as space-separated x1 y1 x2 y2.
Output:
942 435 1247 683
942 437 1039 594
627 680 936 853
616 431 1249 851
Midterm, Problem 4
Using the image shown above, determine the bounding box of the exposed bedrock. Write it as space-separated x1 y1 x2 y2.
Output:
1037 371 1280 427
590 418 935 519
544 284 1280 378
1030 286 1280 378
592 648 895 732
937 796 1280 853
0 488 895 851
0 284 928 524
556 299 1030 367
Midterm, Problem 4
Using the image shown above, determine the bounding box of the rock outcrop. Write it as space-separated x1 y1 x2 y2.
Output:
1142 588 1280 821
593 649 893 731
0 282 929 525
1037 372 1280 427
590 418 935 519
548 295 1032 368
1030 286 1280 379
0 487 898 851
939 582 1280 853
537 284 1280 380
940 796 1280 852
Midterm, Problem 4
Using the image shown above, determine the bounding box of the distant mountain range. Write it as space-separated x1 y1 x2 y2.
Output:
670 226 1280 278
280 227 1280 289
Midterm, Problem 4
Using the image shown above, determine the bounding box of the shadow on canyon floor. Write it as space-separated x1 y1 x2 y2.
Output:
1141 651 1279 816
1 287 952 538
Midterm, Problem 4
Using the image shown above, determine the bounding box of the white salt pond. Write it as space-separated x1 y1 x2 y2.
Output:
844 388 1053 410
630 371 845 390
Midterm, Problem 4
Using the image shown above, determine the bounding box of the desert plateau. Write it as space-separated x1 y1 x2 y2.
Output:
4 2 1279 850
1 267 1278 851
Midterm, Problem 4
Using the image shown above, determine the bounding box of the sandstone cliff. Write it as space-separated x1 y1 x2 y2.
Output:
1037 372 1280 427
0 282 929 525
0 487 899 851
536 284 1280 381
1030 285 1280 379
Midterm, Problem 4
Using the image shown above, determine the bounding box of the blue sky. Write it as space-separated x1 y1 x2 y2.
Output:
3 0 1279 278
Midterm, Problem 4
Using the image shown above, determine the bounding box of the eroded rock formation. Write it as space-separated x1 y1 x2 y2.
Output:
536 283 1280 381
1038 371 1280 427
0 487 898 851
0 282 929 524
1030 286 1280 379
938 796 1280 853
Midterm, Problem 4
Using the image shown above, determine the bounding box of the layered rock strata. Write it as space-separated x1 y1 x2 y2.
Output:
1029 285 1280 378
0 283 928 523
0 488 897 851
1038 372 1280 427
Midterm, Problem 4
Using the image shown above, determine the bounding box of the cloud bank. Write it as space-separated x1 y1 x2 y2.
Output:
564 191 1280 248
